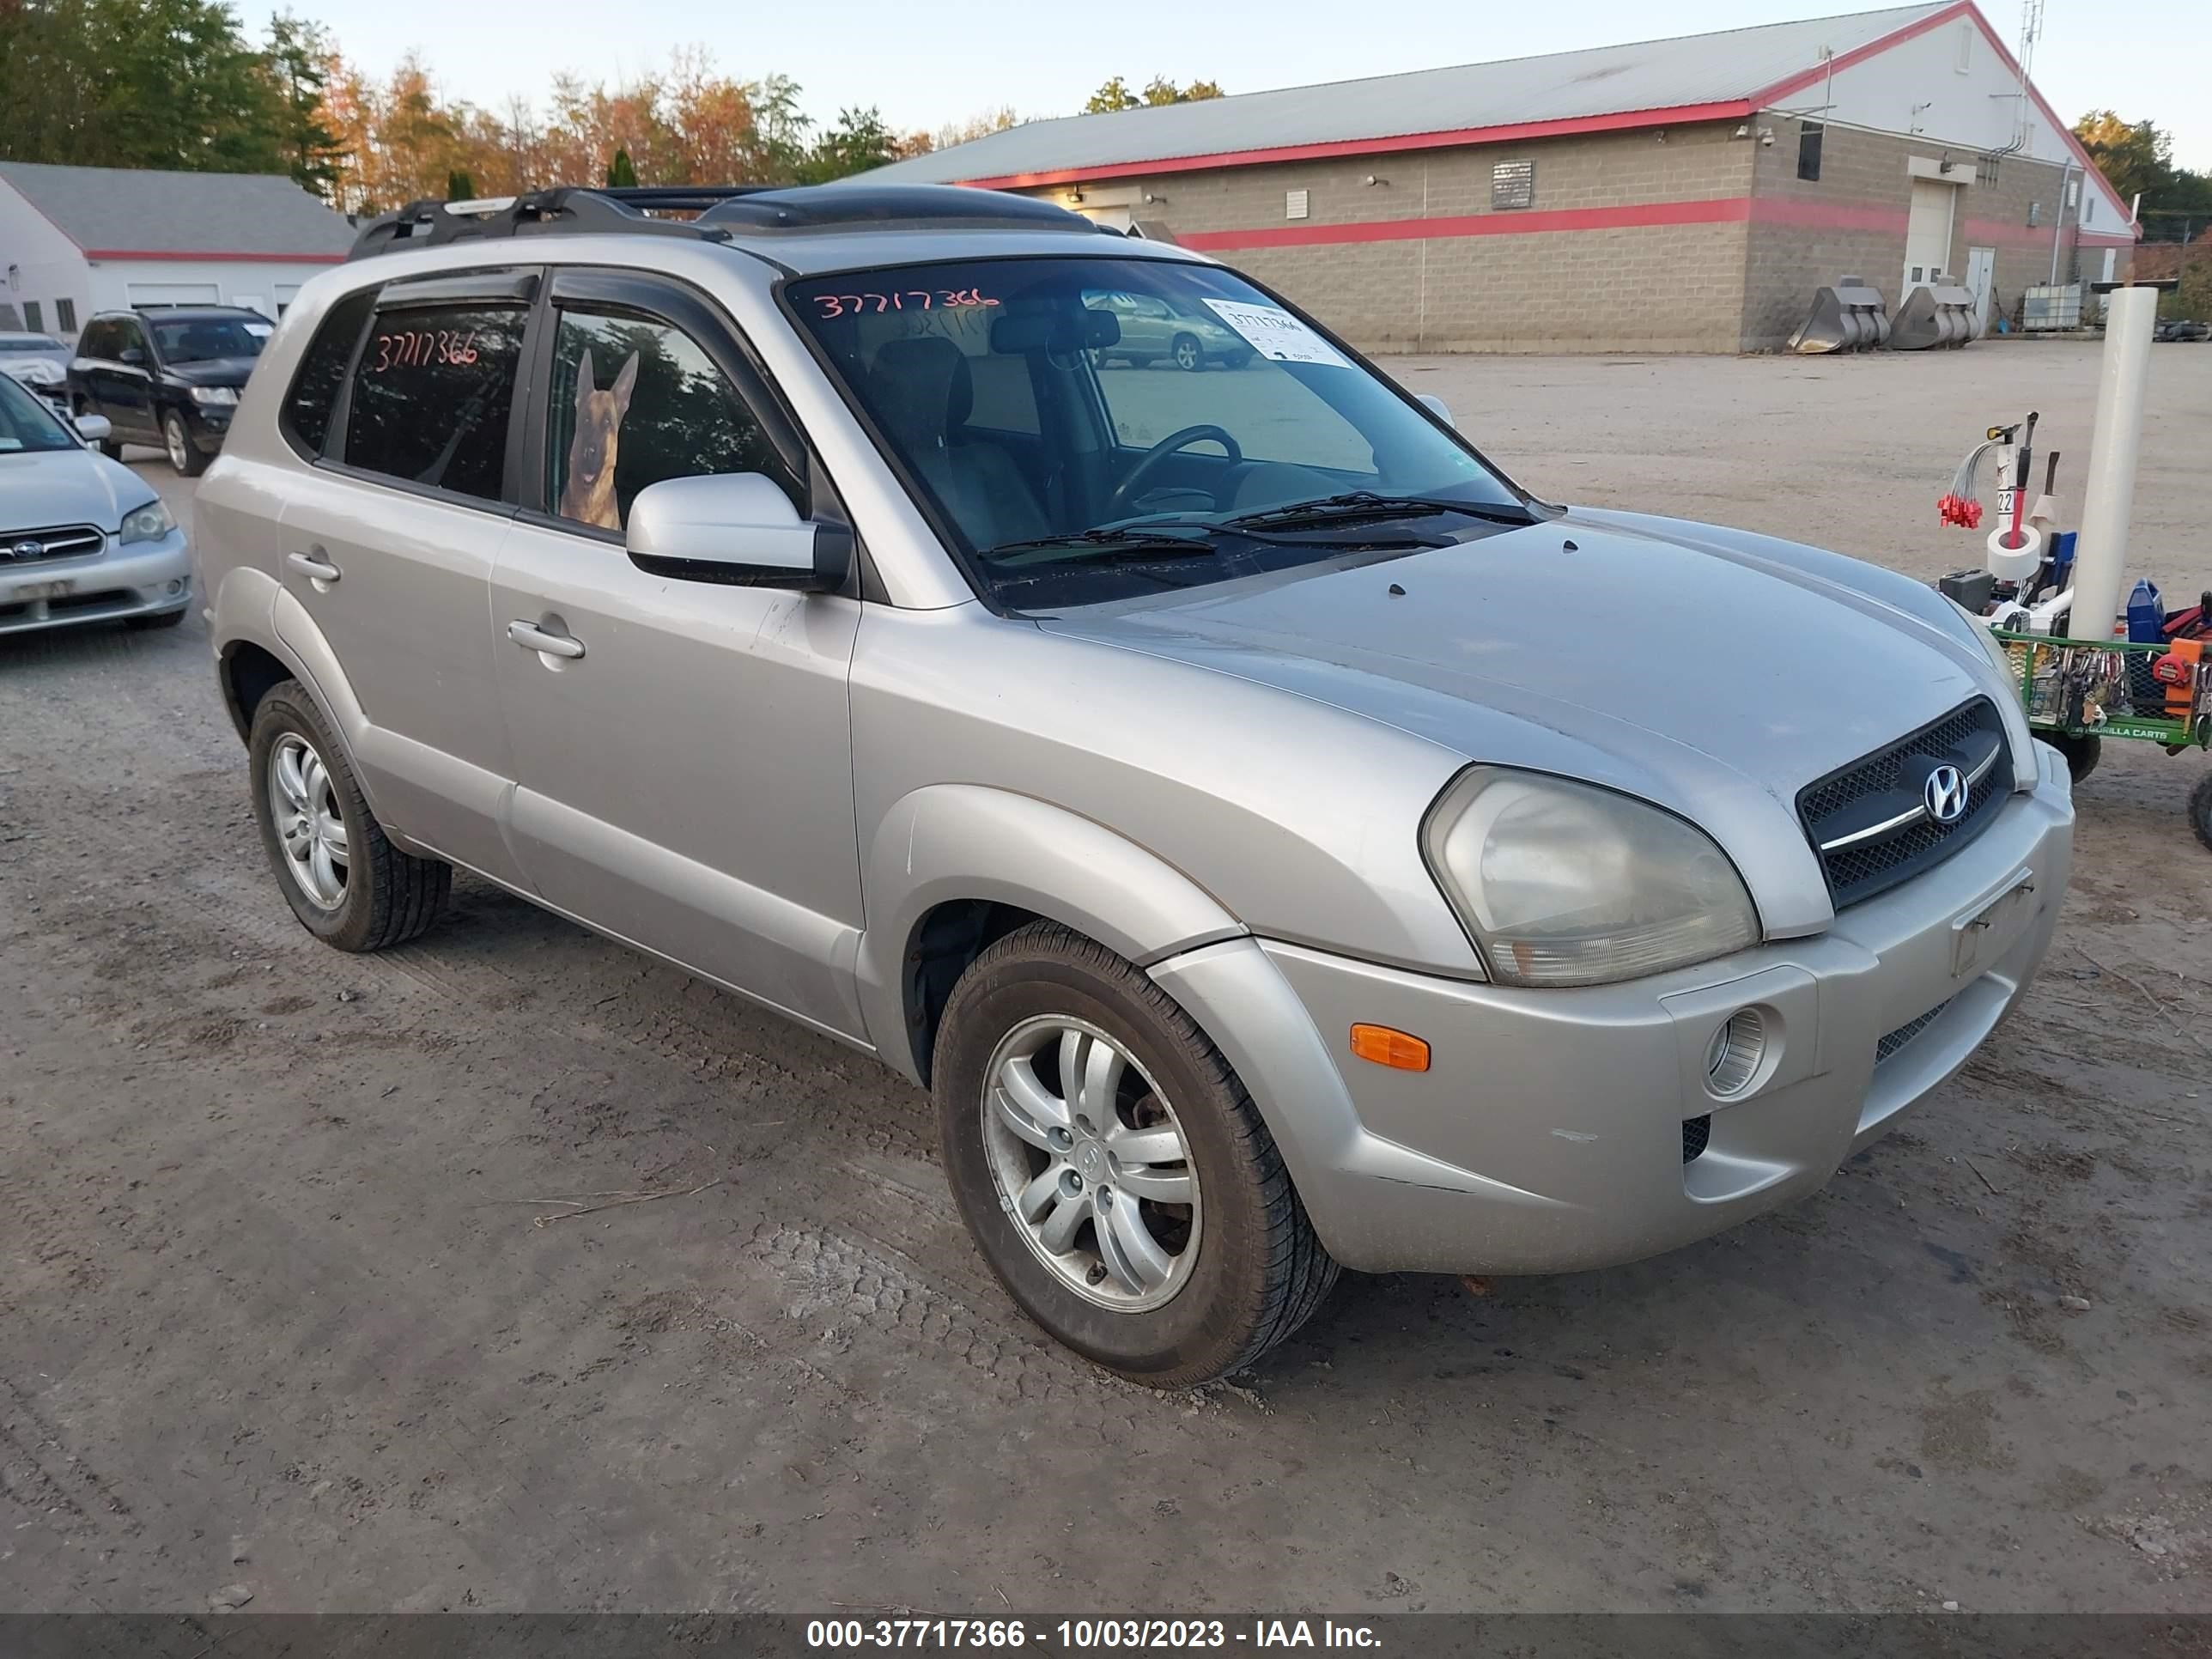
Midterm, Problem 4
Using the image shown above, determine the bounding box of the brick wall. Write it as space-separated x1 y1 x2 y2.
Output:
1018 123 1757 354
1741 117 2106 349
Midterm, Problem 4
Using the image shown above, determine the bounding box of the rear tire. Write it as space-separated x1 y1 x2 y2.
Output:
2191 771 2212 854
933 921 1337 1387
1170 333 1203 372
248 679 449 951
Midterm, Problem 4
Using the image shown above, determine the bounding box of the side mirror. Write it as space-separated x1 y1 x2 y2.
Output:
1416 392 1455 429
73 413 112 444
624 472 850 592
118 347 147 368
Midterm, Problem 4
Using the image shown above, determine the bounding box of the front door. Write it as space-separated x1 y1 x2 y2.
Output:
100 316 158 441
273 270 537 888
1965 246 1996 333
489 270 866 1039
1902 178 1959 298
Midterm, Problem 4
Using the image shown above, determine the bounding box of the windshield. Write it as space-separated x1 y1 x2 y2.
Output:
0 373 80 453
0 335 64 353
788 257 1538 608
151 316 269 364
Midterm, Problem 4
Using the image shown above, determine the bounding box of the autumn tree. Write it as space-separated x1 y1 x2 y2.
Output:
265 11 345 198
1085 76 1139 113
1088 76 1223 113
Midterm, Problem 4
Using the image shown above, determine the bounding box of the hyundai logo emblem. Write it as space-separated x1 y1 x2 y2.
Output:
1923 763 1969 825
10 539 43 561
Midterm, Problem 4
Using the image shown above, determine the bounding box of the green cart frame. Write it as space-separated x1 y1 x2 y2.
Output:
1992 628 2212 847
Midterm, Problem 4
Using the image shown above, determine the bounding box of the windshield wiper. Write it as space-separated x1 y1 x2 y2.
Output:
979 527 1224 563
1225 491 1540 532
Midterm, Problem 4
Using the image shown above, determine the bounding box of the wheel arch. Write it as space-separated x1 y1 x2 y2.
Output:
854 785 1247 1085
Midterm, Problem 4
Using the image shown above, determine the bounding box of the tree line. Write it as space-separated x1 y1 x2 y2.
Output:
0 0 1236 215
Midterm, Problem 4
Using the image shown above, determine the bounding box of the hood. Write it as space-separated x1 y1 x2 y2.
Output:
163 358 259 389
1 353 70 385
0 447 152 532
1041 510 2003 935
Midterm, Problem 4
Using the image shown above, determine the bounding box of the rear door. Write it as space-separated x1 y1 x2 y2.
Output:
489 268 865 1038
272 268 537 887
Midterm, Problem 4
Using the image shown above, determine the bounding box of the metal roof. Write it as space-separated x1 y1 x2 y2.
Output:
0 161 354 258
866 3 1949 186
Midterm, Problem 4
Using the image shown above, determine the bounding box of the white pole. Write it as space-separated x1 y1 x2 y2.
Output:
2070 285 2157 640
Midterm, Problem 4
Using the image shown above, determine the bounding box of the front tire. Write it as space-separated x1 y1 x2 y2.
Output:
933 922 1336 1387
162 410 207 477
248 679 449 951
1170 333 1203 372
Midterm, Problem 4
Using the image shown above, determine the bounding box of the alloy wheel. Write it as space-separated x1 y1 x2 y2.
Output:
979 1015 1201 1312
267 732 349 910
164 415 189 471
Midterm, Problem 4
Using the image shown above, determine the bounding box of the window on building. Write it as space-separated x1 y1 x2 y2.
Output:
55 299 76 333
1955 21 1973 72
21 301 41 331
1285 189 1310 221
283 288 378 459
1492 161 1534 210
544 307 795 533
1797 123 1824 182
343 301 526 501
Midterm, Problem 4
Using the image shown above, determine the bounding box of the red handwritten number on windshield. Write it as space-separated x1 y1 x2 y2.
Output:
370 329 483 372
811 289 999 319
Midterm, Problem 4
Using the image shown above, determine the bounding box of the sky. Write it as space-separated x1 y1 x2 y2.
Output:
246 0 2212 171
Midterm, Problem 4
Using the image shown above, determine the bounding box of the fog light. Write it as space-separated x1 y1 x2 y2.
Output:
1705 1008 1765 1097
166 579 183 593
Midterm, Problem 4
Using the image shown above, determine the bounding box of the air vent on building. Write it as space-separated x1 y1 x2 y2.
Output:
2027 200 2042 227
1285 189 1310 221
1976 152 2001 185
1492 161 1534 210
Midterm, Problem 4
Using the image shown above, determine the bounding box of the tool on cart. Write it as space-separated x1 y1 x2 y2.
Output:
1930 287 2212 848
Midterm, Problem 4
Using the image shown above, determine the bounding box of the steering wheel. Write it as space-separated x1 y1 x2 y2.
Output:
1104 425 1243 520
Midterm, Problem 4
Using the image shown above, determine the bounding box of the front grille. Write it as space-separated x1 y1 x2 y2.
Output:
2 523 105 564
1797 698 2011 908
1681 1115 1711 1164
1875 999 1953 1065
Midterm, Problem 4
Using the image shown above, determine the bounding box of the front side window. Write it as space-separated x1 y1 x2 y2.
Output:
789 257 1530 609
343 301 526 501
112 320 148 361
150 315 268 364
544 307 793 532
0 374 79 453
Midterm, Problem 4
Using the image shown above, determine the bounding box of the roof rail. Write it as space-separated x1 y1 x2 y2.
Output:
348 185 769 260
348 182 1108 260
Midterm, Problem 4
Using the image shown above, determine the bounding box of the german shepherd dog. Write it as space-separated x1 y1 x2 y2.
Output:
558 349 640 530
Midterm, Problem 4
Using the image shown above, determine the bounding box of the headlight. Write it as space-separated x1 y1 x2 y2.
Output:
1422 768 1759 987
188 386 238 406
119 499 176 544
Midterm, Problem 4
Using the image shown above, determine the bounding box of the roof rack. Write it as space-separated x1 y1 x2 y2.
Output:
348 182 1108 260
348 185 769 260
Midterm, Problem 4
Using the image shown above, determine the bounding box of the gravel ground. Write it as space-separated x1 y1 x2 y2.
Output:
3 339 2209 1615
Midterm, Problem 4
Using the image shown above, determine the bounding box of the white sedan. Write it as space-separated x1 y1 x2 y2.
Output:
0 374 190 637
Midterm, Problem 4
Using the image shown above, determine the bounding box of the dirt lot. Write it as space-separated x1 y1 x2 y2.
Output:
3 339 2209 1615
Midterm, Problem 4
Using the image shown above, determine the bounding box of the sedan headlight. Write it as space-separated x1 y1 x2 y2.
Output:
119 499 177 544
1422 768 1759 987
188 386 238 406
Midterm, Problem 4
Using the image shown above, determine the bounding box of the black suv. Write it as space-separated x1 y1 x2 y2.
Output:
67 305 271 475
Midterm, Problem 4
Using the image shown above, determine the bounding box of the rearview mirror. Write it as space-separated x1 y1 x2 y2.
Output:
624 472 850 592
990 307 1120 355
118 347 147 368
73 413 112 444
1416 392 1455 429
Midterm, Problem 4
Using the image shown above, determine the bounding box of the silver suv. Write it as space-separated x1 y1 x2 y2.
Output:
198 184 2074 1385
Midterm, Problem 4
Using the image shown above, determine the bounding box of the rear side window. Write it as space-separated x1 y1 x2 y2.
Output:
343 301 526 501
283 288 377 459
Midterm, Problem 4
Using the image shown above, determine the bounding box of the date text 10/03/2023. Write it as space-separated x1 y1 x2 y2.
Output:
804 1620 1382 1649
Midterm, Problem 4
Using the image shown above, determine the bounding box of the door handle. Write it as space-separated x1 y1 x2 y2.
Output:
507 620 586 660
286 550 341 583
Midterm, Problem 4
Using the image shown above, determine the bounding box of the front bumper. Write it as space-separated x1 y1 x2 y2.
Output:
1151 744 2074 1275
0 532 192 635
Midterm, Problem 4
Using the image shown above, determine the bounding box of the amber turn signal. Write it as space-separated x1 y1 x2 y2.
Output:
1349 1024 1431 1072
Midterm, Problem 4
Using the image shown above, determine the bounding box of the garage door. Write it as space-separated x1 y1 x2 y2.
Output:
125 283 222 307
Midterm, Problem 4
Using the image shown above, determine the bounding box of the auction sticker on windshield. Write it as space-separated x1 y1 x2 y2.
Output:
1201 299 1351 368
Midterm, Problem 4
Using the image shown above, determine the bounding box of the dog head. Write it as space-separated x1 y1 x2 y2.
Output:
566 349 640 505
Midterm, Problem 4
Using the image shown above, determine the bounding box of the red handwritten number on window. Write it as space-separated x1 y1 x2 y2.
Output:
811 290 999 319
370 328 483 371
